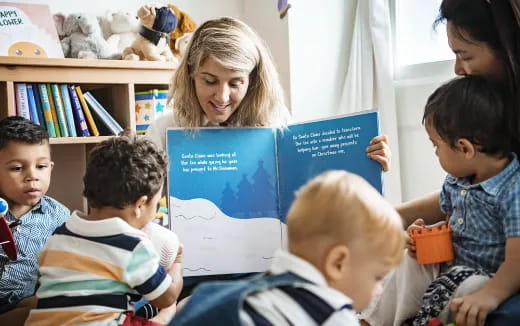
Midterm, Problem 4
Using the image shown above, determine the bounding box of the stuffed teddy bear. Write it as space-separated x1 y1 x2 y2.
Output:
99 11 140 57
122 3 178 63
167 4 197 58
54 13 115 59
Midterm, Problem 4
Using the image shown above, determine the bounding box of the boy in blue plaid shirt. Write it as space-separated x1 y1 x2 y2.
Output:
361 76 520 326
0 117 69 319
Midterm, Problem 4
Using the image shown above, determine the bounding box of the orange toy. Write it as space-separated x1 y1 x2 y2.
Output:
410 224 454 264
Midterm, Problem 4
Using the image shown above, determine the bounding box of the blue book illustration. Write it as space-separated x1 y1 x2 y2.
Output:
31 84 46 130
166 111 382 276
25 84 40 125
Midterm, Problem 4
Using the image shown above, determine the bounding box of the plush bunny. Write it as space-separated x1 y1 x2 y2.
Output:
122 3 178 63
54 13 115 59
99 11 140 57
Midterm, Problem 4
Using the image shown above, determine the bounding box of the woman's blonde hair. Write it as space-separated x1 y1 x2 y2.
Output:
287 170 405 267
170 17 290 128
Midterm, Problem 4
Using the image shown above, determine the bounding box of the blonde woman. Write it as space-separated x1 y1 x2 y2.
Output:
146 17 391 171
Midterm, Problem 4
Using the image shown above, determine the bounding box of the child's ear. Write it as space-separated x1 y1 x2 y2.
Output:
456 138 476 158
324 244 349 282
133 195 148 218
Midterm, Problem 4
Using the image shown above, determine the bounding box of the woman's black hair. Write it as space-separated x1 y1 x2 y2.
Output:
436 0 520 154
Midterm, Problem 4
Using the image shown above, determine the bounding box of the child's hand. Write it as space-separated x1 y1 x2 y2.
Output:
451 288 501 326
173 244 183 264
406 218 425 257
366 135 391 172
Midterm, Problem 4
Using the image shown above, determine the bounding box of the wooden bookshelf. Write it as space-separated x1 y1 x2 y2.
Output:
0 56 176 211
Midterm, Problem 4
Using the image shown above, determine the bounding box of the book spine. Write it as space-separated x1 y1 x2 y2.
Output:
67 85 90 137
59 84 77 137
25 84 40 125
84 92 123 133
82 92 120 135
50 84 69 137
46 84 61 137
32 83 46 130
14 83 31 120
74 86 100 136
37 84 57 137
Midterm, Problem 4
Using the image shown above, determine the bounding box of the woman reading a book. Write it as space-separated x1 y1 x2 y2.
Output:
145 17 391 171
145 16 392 299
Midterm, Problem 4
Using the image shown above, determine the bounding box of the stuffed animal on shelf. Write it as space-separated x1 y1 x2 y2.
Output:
54 13 115 59
122 3 178 63
174 32 192 59
99 11 140 58
167 4 197 59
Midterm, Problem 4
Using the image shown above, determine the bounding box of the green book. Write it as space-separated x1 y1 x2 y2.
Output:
37 84 57 137
50 84 69 137
45 84 61 137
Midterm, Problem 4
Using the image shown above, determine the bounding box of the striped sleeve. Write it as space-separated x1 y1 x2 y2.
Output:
123 240 171 301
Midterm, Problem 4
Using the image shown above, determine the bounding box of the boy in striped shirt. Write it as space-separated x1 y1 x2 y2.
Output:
26 135 183 326
172 170 405 325
0 117 70 320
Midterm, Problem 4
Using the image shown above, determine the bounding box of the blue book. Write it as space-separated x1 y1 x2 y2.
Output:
165 111 382 277
31 84 46 130
67 85 90 137
25 84 40 125
14 83 31 120
59 84 77 137
83 91 123 135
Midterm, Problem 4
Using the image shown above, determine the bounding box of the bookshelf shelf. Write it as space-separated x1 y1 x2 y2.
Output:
49 136 114 145
0 56 175 211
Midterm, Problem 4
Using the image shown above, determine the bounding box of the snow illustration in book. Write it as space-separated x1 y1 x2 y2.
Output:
0 3 64 58
170 196 283 276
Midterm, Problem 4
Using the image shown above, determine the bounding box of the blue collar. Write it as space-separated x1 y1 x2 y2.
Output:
446 153 519 196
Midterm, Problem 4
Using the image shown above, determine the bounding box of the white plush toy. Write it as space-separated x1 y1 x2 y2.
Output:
174 32 192 59
54 13 115 59
100 11 140 57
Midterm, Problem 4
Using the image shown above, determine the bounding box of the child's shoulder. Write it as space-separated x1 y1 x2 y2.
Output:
40 195 71 224
494 158 520 201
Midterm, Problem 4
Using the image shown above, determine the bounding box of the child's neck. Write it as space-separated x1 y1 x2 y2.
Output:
471 153 512 184
85 206 140 229
85 207 129 221
8 202 33 219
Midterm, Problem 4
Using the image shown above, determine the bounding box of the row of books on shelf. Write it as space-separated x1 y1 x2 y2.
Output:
14 83 123 138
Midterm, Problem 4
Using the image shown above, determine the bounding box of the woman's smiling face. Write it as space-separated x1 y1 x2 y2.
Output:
194 57 250 124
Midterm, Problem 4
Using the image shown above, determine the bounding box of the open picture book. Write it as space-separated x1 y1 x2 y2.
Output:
166 110 382 276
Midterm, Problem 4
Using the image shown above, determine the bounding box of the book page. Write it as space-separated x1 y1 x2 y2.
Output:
277 111 383 219
166 128 282 276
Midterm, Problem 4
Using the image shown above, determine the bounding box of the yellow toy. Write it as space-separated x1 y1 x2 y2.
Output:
167 4 197 59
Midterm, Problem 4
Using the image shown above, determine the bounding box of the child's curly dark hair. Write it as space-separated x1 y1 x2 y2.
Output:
0 116 49 150
83 133 167 209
